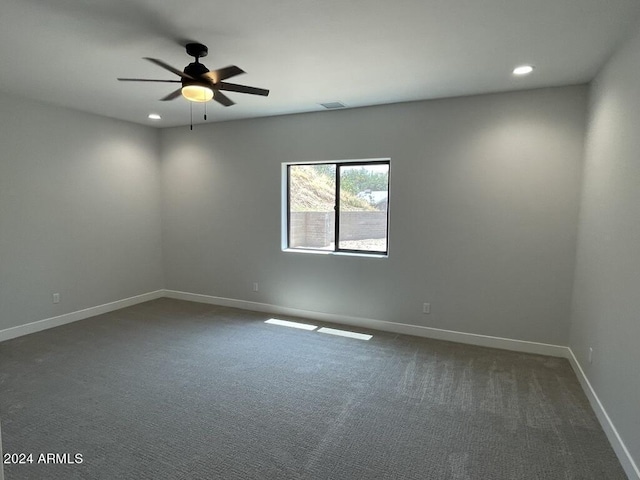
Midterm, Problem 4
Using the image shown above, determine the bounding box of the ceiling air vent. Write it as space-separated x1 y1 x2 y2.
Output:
320 102 346 110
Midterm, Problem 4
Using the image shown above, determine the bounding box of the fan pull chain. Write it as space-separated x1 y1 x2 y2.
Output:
190 102 193 131
204 102 207 121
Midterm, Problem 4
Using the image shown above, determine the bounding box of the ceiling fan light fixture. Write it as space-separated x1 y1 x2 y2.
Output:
181 84 214 103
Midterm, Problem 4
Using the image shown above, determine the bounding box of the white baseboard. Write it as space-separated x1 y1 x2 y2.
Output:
0 290 164 343
567 349 640 480
163 289 569 358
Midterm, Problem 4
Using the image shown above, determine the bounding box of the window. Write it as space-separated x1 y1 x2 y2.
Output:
284 159 390 255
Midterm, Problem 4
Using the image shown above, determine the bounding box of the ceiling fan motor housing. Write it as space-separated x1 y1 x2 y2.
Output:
183 62 211 87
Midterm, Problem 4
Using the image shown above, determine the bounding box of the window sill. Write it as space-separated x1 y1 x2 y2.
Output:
282 248 388 259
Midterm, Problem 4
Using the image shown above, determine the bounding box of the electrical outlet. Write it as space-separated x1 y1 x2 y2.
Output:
52 293 60 304
589 347 593 364
253 282 259 292
422 303 431 314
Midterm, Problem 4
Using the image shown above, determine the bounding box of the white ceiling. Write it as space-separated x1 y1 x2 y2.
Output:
1 0 638 128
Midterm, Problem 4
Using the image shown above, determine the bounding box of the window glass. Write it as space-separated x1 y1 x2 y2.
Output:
286 160 389 255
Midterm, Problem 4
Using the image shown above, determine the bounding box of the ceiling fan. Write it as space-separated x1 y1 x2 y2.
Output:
118 43 269 107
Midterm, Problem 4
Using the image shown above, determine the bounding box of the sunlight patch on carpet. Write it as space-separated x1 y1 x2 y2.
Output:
317 327 372 340
265 318 318 330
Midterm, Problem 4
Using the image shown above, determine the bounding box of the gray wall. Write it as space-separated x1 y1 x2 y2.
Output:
570 23 640 465
0 93 164 331
161 86 587 345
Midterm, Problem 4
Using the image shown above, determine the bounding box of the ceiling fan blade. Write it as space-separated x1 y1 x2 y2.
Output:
213 90 235 107
160 88 183 101
144 57 194 79
118 78 181 83
217 82 269 96
203 65 245 83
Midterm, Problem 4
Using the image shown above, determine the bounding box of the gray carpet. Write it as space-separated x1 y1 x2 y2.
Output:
0 298 627 479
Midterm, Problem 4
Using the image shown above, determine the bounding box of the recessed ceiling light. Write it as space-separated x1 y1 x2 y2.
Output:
148 113 162 120
513 65 534 76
